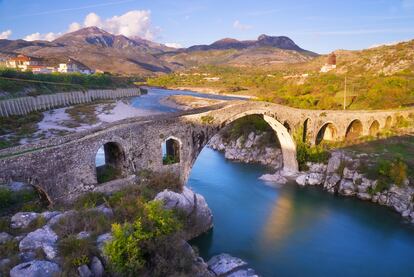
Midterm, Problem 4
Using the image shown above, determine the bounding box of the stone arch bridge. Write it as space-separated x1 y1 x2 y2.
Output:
0 100 412 203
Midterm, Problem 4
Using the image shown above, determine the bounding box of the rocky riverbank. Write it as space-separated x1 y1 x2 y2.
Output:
210 130 414 224
0 180 257 277
295 151 414 223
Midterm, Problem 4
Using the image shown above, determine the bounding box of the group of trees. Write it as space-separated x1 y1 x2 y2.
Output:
0 68 135 98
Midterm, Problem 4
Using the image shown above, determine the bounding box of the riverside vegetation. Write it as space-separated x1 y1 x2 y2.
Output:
0 68 138 99
0 172 201 276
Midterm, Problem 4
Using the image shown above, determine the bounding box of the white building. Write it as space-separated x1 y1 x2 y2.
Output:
58 59 92 74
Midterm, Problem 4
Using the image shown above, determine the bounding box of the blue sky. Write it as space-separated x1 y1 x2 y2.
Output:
0 0 414 53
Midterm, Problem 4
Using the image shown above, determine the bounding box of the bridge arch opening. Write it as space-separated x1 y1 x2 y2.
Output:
316 122 338 145
214 113 298 173
345 119 363 141
95 142 125 184
369 120 380 137
303 118 311 143
162 137 181 165
385 116 392 129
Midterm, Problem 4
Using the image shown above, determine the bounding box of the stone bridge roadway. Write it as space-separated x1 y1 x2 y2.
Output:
0 100 412 203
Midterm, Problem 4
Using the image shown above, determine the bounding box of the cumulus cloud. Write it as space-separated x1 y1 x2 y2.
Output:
0 29 12 39
165 42 182 48
24 31 62 41
233 20 252 31
23 9 157 41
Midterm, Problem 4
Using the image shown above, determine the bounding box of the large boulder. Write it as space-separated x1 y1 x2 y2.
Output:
323 173 341 193
11 212 40 229
96 233 113 254
259 171 288 185
0 232 13 244
90 256 104 277
338 179 356 196
326 151 343 174
10 260 61 277
19 226 58 260
155 187 213 240
207 254 257 277
295 173 325 186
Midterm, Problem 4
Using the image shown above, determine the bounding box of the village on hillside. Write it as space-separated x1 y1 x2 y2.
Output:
0 54 98 75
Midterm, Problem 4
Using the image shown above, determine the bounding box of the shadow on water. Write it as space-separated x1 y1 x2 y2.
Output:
189 148 414 277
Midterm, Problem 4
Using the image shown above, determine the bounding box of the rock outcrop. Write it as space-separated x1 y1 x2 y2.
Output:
209 131 283 168
155 186 213 240
10 260 61 277
207 254 258 277
295 151 414 223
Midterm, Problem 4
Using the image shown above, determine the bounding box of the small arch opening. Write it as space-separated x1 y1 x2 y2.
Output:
385 116 392 129
369 120 380 137
95 142 124 184
316 123 338 145
345 119 363 141
162 138 180 165
303 118 310 143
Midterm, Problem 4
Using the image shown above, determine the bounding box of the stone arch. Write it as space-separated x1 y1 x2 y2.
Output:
216 111 298 173
95 141 125 184
385 116 392 129
369 120 380 137
316 122 338 145
303 118 311 143
345 119 363 141
162 136 181 165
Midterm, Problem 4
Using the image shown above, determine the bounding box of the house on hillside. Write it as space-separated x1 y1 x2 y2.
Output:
320 52 337 73
31 66 56 74
58 59 93 74
6 55 43 71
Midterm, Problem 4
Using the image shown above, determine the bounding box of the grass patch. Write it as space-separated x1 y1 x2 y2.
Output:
0 112 44 149
201 115 214 124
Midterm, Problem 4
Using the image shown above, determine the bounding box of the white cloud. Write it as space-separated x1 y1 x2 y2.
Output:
233 20 252 31
165 42 182 48
68 22 82 32
0 30 12 39
369 40 408 48
24 31 62 41
82 10 155 40
23 9 157 42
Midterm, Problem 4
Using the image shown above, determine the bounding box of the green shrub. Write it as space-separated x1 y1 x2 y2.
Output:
74 192 106 210
58 235 96 275
52 210 111 238
378 157 408 187
0 188 13 209
104 201 182 276
296 141 330 171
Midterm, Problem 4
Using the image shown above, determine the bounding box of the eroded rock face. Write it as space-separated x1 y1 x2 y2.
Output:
11 212 40 229
259 171 288 185
296 173 325 186
155 187 213 240
10 260 61 277
207 254 257 277
209 131 283 168
19 226 58 260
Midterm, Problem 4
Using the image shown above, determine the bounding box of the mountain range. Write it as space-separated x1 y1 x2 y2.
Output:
0 27 317 75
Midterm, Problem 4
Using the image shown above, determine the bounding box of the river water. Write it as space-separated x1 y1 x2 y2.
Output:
189 148 414 277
